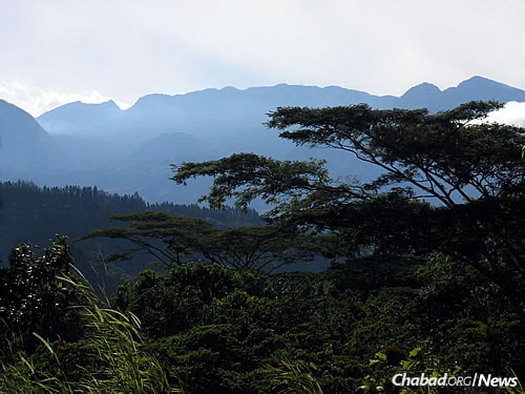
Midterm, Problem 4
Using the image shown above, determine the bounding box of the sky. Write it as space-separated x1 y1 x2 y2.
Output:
1 0 525 117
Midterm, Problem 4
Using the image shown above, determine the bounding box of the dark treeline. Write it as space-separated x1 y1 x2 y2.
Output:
0 180 261 260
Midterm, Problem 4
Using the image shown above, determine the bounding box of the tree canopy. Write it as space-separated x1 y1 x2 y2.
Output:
172 101 525 317
173 101 524 210
83 212 313 272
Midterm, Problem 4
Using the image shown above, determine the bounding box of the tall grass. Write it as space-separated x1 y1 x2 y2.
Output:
0 271 181 393
264 358 323 394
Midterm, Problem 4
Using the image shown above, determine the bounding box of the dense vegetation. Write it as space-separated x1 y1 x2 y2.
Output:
0 181 261 256
1 101 524 393
0 181 262 292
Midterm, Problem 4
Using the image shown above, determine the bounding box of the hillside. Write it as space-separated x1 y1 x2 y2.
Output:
0 100 64 177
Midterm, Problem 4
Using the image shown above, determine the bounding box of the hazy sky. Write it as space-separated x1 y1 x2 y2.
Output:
1 0 525 115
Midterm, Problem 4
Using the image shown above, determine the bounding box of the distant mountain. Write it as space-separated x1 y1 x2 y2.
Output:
37 100 123 136
2 76 524 205
397 82 442 110
126 132 217 164
37 76 525 155
397 76 525 111
0 99 65 177
39 84 395 153
109 132 219 203
36 100 126 170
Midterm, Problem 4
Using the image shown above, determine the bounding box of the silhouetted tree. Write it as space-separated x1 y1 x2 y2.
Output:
172 101 525 317
83 212 312 272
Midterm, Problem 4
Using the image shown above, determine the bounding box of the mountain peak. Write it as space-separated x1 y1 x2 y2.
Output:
73 99 120 109
457 75 503 88
37 99 123 137
39 99 122 119
401 82 441 99
220 86 238 92
101 99 119 108
448 76 525 95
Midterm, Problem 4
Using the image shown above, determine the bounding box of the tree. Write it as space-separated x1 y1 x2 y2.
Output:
172 101 525 318
83 212 313 272
0 237 80 353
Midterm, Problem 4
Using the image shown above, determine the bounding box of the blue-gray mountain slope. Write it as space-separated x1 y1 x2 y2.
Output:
2 76 524 205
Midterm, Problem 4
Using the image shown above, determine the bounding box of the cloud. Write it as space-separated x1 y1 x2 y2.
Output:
0 80 129 116
486 102 525 127
1 1 524 102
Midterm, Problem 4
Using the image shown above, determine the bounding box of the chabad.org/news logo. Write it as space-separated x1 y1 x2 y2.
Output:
392 373 519 388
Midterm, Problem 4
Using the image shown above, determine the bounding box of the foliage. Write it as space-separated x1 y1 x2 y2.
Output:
172 153 333 212
0 241 180 393
112 258 525 392
174 102 525 210
264 358 323 394
359 346 461 393
53 274 176 393
83 212 313 272
172 101 525 318
0 237 80 354
1 235 525 392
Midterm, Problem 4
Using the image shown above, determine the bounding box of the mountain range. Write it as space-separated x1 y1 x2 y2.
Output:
1 76 525 206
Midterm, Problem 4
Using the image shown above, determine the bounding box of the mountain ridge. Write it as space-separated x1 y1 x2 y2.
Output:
1 76 524 205
37 75 524 118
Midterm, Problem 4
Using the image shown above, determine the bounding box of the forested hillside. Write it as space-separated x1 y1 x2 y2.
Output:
0 181 260 248
0 181 262 290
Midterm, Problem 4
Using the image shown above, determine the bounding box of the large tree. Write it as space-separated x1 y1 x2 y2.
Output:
172 101 525 317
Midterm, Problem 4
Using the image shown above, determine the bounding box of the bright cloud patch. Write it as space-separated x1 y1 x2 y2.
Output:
486 101 525 127
0 80 125 116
